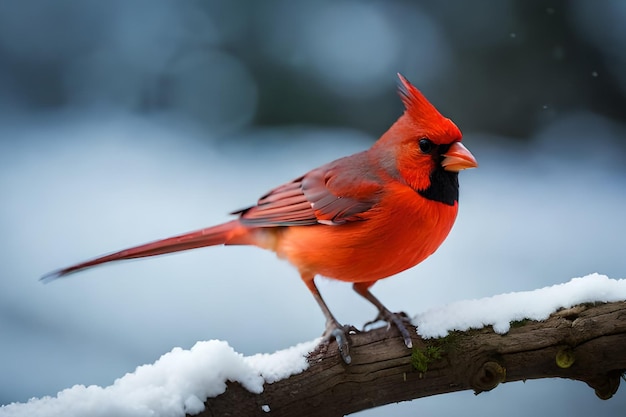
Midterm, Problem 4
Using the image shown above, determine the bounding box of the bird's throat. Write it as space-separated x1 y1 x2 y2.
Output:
417 168 459 206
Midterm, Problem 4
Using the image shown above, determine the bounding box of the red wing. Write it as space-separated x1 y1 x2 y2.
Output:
233 157 383 227
232 178 317 226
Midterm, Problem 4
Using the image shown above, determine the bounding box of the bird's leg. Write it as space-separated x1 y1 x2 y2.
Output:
304 277 354 364
353 282 413 349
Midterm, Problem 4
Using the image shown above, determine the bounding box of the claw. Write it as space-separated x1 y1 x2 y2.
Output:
387 311 413 349
363 312 384 331
363 310 413 349
352 283 414 349
322 322 355 364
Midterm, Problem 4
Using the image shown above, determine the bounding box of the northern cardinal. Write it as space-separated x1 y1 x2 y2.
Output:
43 74 477 363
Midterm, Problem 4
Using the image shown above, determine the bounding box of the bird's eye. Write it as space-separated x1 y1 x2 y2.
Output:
418 138 435 154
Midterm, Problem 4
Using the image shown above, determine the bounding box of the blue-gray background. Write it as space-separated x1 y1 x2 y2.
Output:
1 1 625 415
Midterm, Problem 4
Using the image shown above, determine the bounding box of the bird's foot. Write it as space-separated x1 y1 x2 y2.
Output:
363 310 413 349
321 321 359 364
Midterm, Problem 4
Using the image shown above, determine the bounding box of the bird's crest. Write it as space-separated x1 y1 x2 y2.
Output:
396 73 461 139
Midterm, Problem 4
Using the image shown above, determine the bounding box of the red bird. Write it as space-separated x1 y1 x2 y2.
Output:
43 74 477 363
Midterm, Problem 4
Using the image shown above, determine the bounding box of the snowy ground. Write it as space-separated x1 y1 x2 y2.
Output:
1 110 625 416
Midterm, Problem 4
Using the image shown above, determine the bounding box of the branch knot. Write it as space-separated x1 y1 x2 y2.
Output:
471 361 506 395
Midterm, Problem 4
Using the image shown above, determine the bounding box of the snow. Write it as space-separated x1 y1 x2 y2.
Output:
0 340 319 417
1 274 624 417
414 273 626 338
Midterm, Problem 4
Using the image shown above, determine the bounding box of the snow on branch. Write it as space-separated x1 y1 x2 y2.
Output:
415 273 626 337
2 274 625 417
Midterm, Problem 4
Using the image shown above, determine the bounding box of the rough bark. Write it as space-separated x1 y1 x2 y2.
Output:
192 301 626 417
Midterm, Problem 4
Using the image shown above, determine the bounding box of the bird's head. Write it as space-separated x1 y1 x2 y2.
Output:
373 73 477 205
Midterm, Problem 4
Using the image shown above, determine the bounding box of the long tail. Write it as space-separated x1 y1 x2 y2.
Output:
41 220 246 282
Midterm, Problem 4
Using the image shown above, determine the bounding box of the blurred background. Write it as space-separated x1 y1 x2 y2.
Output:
1 0 625 415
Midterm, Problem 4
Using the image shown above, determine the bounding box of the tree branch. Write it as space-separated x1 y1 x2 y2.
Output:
193 301 626 417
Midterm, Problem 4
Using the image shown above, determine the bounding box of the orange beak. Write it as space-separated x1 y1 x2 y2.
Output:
441 142 478 172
